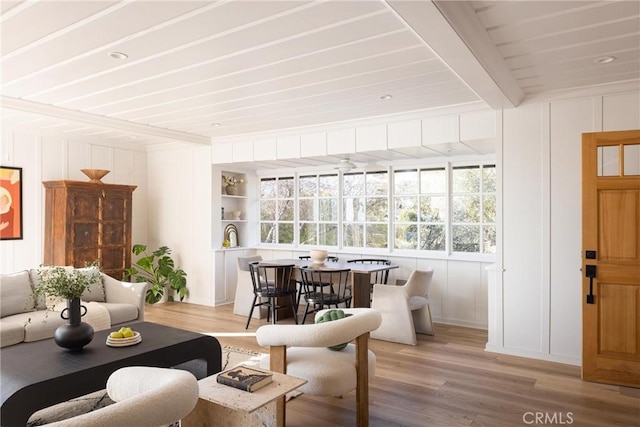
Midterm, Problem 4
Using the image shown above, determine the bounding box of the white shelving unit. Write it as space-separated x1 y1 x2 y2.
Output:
220 171 248 247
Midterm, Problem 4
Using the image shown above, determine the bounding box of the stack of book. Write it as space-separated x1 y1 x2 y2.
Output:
216 365 273 392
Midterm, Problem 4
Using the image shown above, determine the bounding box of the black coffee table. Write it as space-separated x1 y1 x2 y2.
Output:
0 322 222 427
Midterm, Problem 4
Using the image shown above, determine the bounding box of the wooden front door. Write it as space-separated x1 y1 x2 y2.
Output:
582 129 640 387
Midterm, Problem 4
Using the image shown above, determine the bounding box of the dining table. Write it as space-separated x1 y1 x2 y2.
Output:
260 258 398 308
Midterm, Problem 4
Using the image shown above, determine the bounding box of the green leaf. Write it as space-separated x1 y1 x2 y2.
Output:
132 244 147 256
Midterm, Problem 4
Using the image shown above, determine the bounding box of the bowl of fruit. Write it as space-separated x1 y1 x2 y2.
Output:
106 326 142 347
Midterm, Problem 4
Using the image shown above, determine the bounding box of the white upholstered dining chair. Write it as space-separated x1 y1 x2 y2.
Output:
233 255 264 319
43 366 200 427
370 268 434 345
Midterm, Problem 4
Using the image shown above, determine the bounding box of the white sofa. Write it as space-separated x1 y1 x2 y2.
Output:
0 268 147 348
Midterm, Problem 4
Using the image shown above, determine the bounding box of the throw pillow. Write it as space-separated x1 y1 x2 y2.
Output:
0 270 35 317
315 309 353 351
77 267 106 302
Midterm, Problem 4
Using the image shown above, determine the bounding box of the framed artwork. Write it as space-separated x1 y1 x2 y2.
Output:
0 166 23 240
224 224 239 248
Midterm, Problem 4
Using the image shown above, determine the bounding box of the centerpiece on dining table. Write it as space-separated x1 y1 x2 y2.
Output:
309 249 328 265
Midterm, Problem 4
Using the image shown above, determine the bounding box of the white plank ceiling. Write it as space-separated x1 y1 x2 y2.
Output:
1 0 638 153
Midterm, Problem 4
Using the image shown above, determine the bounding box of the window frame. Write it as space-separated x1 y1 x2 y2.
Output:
255 158 497 261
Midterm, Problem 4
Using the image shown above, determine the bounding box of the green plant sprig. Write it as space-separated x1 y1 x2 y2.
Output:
34 266 100 300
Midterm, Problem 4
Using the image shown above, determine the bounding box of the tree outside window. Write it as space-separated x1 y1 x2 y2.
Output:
394 168 446 251
451 165 496 253
258 162 496 257
343 171 388 248
298 174 338 246
259 177 294 244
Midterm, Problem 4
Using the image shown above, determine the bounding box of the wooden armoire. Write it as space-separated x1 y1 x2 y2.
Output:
43 180 136 279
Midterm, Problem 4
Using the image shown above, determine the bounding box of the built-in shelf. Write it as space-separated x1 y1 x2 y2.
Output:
221 220 247 223
221 195 247 199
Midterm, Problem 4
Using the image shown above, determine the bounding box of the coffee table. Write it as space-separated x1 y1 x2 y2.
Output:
0 322 222 427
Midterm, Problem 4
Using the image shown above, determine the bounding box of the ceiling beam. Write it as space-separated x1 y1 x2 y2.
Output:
1 96 211 145
386 0 524 109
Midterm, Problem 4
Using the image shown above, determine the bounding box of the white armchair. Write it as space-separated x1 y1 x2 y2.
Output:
256 308 382 427
43 366 200 427
371 269 434 345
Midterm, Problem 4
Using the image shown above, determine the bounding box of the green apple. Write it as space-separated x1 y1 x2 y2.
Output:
110 331 124 339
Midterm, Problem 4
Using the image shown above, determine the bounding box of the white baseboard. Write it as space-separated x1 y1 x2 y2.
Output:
484 344 581 366
433 316 487 330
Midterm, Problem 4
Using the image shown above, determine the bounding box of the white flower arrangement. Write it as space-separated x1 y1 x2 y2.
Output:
223 175 244 186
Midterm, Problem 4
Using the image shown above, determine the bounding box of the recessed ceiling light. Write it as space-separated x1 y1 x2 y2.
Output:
211 123 222 127
595 56 616 64
108 52 128 60
379 94 393 100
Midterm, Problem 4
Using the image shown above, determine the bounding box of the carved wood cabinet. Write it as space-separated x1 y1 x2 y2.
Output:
43 180 136 279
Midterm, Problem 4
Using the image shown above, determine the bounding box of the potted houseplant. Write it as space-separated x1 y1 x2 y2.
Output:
124 244 188 304
32 265 101 351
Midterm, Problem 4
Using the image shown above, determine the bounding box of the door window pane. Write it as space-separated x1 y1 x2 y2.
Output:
597 146 619 176
623 144 640 176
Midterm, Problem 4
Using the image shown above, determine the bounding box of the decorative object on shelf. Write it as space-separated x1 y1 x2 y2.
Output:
309 249 328 264
221 207 225 220
33 265 102 351
0 165 23 240
224 224 239 248
80 169 110 183
230 210 241 220
124 244 188 304
223 175 244 195
222 239 230 248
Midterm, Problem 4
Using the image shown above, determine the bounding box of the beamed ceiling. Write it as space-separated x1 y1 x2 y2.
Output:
1 0 638 152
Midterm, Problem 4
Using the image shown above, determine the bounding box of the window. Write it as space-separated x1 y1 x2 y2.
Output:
259 177 294 244
298 174 338 246
393 168 447 251
451 165 496 253
343 171 388 248
257 162 496 257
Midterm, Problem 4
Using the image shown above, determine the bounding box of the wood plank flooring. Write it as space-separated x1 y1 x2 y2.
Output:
145 302 640 427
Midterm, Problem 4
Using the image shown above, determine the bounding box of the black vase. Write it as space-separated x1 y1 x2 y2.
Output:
54 297 94 351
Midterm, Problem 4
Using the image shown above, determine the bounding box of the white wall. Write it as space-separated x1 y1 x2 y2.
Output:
490 89 640 365
0 127 148 274
146 145 213 306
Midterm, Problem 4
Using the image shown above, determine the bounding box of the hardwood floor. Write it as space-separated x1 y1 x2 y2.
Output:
145 302 640 427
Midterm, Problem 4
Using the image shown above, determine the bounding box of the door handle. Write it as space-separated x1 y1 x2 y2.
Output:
585 265 596 304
